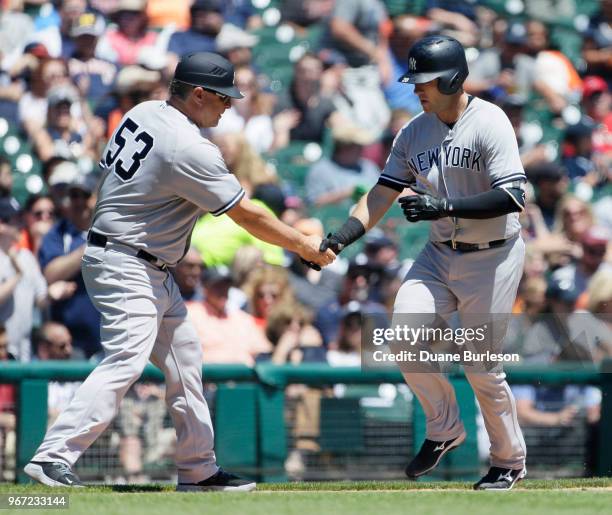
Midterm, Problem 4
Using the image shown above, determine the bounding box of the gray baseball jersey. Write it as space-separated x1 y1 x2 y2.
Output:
379 96 526 243
93 100 244 265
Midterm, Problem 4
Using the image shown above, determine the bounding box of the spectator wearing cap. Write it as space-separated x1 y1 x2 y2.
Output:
18 57 71 136
38 173 101 358
216 23 258 69
97 0 159 66
29 84 96 164
105 65 162 138
68 12 117 110
305 124 380 206
186 266 271 365
273 53 338 146
314 253 389 347
551 226 611 309
562 117 608 187
581 76 612 156
526 162 569 230
167 0 222 58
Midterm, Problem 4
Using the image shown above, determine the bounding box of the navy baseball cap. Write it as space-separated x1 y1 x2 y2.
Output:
173 52 244 99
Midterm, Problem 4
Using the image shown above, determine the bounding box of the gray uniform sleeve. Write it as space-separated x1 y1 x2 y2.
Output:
378 128 416 191
480 107 526 189
171 140 244 216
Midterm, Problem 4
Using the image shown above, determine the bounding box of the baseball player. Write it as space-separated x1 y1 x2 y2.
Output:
320 36 527 490
25 52 335 490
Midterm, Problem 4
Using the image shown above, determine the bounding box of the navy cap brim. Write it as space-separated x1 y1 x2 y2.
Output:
398 71 444 84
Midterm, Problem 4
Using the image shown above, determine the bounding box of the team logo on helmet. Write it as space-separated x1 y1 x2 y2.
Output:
408 57 417 71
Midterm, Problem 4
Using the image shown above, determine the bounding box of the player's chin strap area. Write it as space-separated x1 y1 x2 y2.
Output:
87 230 168 271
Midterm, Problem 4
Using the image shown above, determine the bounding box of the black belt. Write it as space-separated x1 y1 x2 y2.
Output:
439 238 508 252
87 231 167 270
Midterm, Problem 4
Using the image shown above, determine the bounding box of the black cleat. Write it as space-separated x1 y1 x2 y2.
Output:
473 466 526 491
405 431 466 478
24 461 84 487
177 468 256 492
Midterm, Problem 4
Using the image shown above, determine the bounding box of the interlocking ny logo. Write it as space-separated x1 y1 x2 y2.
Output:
409 57 417 71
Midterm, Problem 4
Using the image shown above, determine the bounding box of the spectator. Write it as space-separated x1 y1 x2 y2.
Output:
527 20 582 114
281 0 334 29
324 0 391 138
384 15 430 114
32 322 82 426
562 118 607 188
31 0 87 60
30 84 100 164
146 0 191 30
216 23 258 69
212 64 275 154
314 254 389 347
16 194 56 256
526 162 569 230
167 0 222 58
229 245 265 310
580 0 612 78
186 266 271 365
498 95 552 169
118 382 172 484
286 218 343 312
190 183 286 267
425 0 479 47
97 0 159 67
172 247 204 302
0 157 19 209
587 268 612 316
305 124 380 206
18 57 71 136
554 195 594 245
243 265 295 330
212 132 276 195
273 53 338 146
105 64 162 137
219 0 261 30
67 12 117 111
326 302 363 366
0 2 35 73
551 226 611 304
262 300 326 364
0 324 16 481
38 174 101 358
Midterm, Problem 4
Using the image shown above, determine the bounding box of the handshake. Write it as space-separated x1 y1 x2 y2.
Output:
299 233 346 271
298 216 365 271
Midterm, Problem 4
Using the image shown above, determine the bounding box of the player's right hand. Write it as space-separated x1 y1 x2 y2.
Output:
298 235 336 269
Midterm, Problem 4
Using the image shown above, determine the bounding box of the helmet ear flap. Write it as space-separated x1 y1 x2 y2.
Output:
437 71 459 95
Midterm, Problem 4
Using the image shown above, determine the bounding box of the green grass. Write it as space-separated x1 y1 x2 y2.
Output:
0 479 609 515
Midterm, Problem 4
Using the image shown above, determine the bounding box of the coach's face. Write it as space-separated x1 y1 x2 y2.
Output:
414 79 454 114
190 86 231 128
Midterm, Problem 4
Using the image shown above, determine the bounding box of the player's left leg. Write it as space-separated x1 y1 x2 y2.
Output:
454 236 527 489
149 274 255 492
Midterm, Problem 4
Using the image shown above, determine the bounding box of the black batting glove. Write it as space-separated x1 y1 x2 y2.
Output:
398 185 450 222
319 233 345 254
300 258 321 271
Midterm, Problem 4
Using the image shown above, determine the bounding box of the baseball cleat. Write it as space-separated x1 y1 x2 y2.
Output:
176 468 256 492
24 461 84 487
405 431 466 478
473 466 526 491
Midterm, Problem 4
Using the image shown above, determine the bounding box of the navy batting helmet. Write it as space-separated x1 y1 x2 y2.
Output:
173 52 243 99
398 35 468 95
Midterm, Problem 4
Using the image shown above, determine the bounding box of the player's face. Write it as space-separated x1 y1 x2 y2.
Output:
414 79 454 113
193 87 231 128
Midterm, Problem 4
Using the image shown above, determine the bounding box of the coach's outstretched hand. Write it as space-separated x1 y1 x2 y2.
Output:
298 235 336 270
399 185 450 222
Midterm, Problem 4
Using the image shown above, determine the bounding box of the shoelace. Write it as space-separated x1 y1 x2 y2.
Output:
55 463 75 477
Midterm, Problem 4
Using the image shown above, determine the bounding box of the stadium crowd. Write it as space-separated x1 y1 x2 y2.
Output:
0 0 610 481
